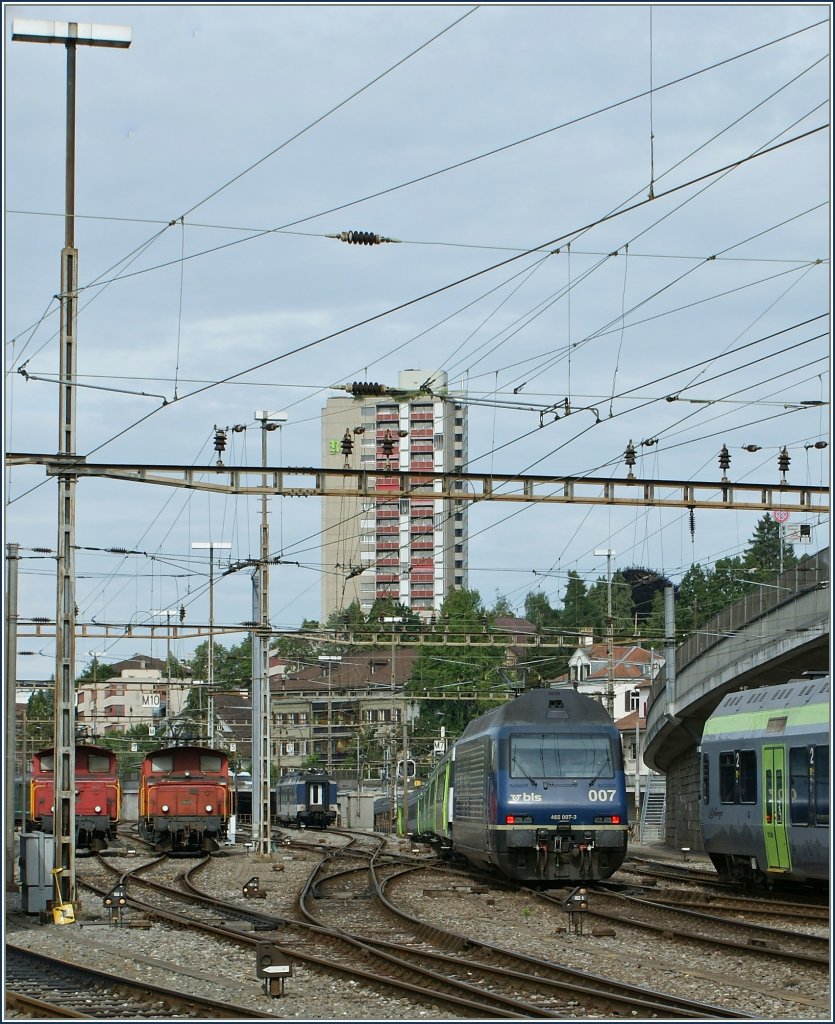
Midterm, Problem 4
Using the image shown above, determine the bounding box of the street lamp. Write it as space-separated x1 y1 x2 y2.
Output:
12 17 131 910
191 542 231 742
593 549 616 719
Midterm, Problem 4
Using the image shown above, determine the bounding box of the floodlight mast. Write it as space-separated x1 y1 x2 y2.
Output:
11 18 131 911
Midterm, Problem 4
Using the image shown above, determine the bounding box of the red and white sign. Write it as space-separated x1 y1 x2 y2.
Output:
772 510 790 523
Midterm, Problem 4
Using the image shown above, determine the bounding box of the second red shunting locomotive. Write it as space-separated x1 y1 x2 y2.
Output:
29 744 120 851
138 745 231 852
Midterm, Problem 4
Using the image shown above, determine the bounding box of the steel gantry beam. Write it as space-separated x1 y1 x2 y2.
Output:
5 455 829 513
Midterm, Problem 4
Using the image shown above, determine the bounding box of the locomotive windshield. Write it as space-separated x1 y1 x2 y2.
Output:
510 733 615 779
87 753 112 773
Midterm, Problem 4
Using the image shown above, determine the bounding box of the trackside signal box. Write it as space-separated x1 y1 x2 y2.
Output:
19 831 55 914
256 942 292 997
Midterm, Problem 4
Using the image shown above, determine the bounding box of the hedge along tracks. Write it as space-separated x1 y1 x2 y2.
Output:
4 945 279 1020
79 849 555 1018
300 844 751 1019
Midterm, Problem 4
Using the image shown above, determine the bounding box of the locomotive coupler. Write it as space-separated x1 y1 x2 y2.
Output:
535 829 549 872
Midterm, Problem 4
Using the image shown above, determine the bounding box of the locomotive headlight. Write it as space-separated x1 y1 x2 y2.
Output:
94 805 102 813
205 804 213 812
161 804 170 813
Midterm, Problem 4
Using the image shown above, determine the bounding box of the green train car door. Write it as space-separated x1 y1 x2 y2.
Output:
762 745 791 872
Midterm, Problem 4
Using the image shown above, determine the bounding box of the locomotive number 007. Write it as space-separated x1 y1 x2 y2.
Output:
588 789 617 802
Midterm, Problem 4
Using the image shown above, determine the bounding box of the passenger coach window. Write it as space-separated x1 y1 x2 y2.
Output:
87 754 112 774
200 754 223 772
815 746 829 826
789 747 811 825
719 752 735 803
719 750 756 804
738 750 757 804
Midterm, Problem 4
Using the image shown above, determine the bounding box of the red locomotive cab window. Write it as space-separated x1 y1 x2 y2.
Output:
39 755 55 772
87 754 112 774
151 754 174 772
199 754 223 772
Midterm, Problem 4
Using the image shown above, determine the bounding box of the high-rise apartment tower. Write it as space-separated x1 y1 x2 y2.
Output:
321 369 467 624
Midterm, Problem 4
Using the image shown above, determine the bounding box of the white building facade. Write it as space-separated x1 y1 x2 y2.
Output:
321 369 467 623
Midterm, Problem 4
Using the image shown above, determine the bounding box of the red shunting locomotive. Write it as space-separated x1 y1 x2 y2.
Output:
29 743 120 851
138 745 231 852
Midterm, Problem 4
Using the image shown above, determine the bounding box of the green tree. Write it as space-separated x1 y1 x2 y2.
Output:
490 592 515 618
743 514 796 578
557 571 590 637
641 589 669 646
407 588 505 739
524 591 558 630
189 635 252 690
586 570 634 640
23 688 54 750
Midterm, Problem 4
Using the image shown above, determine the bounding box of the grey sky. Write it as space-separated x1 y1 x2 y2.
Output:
4 2 830 681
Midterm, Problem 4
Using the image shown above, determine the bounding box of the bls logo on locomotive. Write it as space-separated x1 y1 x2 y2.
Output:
508 792 543 803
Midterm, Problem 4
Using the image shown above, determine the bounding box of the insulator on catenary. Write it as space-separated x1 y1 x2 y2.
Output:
778 446 791 474
718 444 731 472
335 230 397 245
351 381 387 396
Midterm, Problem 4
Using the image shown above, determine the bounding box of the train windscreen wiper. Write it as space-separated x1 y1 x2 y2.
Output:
512 753 538 787
587 751 612 787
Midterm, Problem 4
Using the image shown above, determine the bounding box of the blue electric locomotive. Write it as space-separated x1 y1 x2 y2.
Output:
275 769 338 828
412 687 629 884
700 674 829 886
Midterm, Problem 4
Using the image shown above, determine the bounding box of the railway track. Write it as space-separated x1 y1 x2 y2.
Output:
78 839 749 1019
602 881 829 923
4 944 279 1019
532 884 829 966
79 850 546 1018
301 836 752 1019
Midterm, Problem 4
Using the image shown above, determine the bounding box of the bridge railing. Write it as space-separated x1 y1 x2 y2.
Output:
648 548 829 713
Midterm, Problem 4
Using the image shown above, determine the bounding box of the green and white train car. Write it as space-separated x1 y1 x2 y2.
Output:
700 674 829 885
